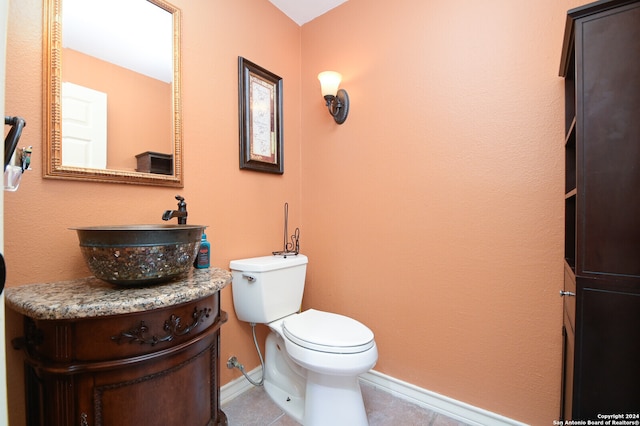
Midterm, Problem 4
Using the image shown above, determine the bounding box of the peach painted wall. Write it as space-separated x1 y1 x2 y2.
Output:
4 0 595 424
63 48 173 170
299 0 589 424
4 0 301 423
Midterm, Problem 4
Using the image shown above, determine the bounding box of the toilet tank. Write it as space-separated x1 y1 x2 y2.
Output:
230 254 308 324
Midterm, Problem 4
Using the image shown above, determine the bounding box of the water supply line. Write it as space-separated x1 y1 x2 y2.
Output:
227 322 265 387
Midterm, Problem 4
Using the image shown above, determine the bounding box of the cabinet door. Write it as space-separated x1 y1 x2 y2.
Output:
89 329 220 426
576 2 640 279
573 282 640 418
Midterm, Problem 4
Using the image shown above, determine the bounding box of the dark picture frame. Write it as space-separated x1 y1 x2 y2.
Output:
238 57 284 174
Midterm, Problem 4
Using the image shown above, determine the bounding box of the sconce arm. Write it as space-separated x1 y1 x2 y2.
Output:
323 89 349 124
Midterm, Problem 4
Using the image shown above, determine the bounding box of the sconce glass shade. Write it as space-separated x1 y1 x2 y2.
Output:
318 71 342 97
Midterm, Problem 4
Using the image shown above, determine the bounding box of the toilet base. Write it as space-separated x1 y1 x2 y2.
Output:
264 332 306 423
304 371 368 426
263 331 369 426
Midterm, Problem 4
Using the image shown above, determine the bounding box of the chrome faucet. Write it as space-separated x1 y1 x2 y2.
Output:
162 195 188 225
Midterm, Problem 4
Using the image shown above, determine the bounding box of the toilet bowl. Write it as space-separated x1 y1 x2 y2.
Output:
230 254 378 426
264 310 377 426
278 309 377 375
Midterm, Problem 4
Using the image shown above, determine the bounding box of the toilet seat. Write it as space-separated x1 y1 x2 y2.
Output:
282 309 375 354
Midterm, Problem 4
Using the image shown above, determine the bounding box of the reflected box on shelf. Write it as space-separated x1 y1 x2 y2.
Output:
135 151 173 175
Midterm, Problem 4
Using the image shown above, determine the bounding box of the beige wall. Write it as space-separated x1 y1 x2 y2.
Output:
299 0 590 423
4 0 591 424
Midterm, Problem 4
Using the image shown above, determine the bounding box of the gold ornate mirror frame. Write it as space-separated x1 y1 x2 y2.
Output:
43 0 183 187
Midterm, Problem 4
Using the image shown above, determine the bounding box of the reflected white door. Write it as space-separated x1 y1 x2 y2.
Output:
62 82 108 169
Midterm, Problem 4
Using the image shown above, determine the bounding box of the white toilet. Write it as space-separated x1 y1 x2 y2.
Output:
230 254 378 426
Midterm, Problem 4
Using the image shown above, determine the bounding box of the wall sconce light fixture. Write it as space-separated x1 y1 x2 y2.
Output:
318 71 349 124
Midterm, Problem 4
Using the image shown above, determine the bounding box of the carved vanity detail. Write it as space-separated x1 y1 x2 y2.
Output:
6 268 232 426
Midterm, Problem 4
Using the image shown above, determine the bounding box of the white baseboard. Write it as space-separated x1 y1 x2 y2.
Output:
220 367 527 426
359 370 528 426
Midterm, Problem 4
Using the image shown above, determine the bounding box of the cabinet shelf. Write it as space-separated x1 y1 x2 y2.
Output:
564 259 576 277
565 117 576 146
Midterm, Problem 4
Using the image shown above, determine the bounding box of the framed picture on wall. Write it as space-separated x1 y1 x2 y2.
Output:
238 57 284 174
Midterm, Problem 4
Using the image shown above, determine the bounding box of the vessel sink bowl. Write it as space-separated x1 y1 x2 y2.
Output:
72 225 205 286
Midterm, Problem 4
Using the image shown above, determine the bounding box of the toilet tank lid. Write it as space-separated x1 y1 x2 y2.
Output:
230 254 308 272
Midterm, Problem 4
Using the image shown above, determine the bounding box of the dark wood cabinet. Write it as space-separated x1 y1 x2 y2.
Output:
15 293 228 426
559 0 640 420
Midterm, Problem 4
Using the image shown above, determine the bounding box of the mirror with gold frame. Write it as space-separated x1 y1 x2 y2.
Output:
43 0 183 187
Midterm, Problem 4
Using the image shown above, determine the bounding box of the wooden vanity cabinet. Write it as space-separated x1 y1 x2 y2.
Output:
559 0 640 420
17 293 228 426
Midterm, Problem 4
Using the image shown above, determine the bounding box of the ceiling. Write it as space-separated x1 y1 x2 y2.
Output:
269 0 348 25
62 0 348 85
63 0 173 83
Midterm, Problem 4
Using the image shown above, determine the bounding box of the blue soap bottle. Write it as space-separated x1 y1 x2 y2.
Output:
194 233 210 269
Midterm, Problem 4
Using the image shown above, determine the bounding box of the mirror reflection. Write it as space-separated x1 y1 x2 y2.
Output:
44 0 183 186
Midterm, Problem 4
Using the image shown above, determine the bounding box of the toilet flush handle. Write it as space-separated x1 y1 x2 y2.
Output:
242 274 256 283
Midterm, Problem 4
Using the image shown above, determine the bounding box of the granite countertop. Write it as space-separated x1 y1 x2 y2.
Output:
4 267 232 320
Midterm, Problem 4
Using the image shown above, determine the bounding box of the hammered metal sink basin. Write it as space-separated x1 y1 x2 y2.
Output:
72 225 206 286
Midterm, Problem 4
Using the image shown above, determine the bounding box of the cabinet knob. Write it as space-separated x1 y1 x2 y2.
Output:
559 290 576 297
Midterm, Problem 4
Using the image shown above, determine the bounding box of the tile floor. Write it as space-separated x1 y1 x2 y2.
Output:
222 382 472 426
